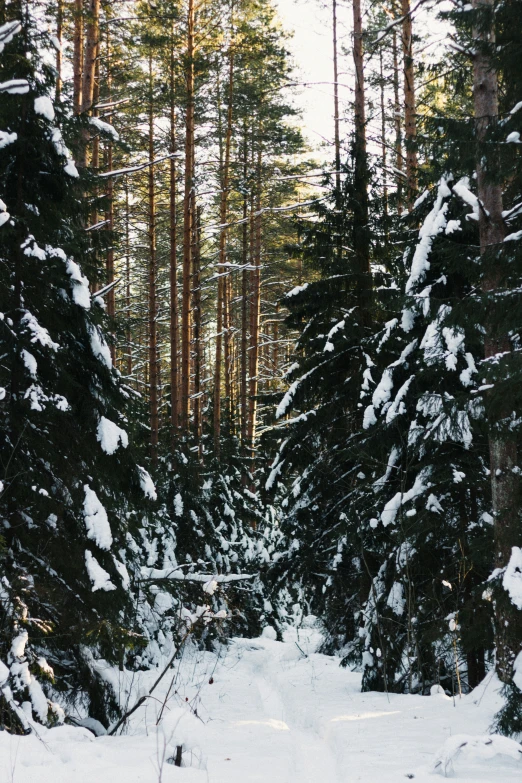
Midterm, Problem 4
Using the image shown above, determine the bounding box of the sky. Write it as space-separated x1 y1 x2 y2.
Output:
275 0 349 160
275 0 452 164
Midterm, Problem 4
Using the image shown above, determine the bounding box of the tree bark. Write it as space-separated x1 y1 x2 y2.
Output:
170 44 180 438
240 143 249 452
332 0 341 198
214 23 235 456
392 27 403 216
148 55 159 462
472 0 519 687
73 0 83 115
400 0 417 208
181 0 195 433
247 146 262 455
352 0 371 312
55 0 63 103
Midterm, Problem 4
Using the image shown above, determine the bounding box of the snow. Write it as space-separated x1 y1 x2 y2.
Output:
2 628 520 783
0 78 29 94
96 416 128 454
83 485 113 550
137 465 157 500
66 259 91 308
406 177 450 294
34 95 55 122
21 348 37 378
502 546 522 609
174 492 184 516
90 116 120 141
0 130 16 149
21 310 59 350
89 324 112 368
85 550 116 592
285 282 308 298
432 733 522 777
506 131 521 144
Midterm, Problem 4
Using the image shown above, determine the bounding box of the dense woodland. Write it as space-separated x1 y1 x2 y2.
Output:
1 0 522 739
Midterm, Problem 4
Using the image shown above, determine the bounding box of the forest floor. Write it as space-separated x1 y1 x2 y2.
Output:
1 625 521 782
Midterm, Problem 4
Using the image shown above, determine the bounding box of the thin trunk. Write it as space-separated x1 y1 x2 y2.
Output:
170 46 180 438
105 28 115 359
193 206 202 446
401 0 418 207
392 27 403 216
472 0 518 686
247 146 262 454
81 0 99 113
214 27 235 455
352 0 371 311
125 180 132 378
55 0 63 102
73 0 83 115
333 0 341 197
181 0 195 433
148 56 159 461
379 50 388 224
240 185 249 452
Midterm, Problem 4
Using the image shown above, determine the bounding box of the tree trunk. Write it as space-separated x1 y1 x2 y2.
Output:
401 0 418 207
55 0 63 102
352 0 371 312
193 206 202 447
214 27 235 456
78 0 99 168
240 164 249 452
379 50 388 223
332 0 341 197
124 179 132 378
170 45 180 438
148 55 159 462
73 0 83 115
247 147 262 455
472 0 519 688
181 0 195 433
392 27 403 216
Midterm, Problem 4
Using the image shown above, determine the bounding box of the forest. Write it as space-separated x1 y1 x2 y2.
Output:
0 0 522 779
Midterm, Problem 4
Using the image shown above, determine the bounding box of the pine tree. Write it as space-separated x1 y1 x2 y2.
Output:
0 6 157 728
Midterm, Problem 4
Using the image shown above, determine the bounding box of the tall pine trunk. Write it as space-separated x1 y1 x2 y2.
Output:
352 0 370 313
332 0 341 197
401 0 417 207
214 26 235 456
73 0 83 115
472 0 520 693
181 0 195 433
148 56 159 461
392 27 403 215
170 44 180 438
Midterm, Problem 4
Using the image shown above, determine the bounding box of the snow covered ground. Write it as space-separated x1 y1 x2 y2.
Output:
1 625 521 782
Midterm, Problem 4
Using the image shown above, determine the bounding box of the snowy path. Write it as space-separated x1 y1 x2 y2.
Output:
1 626 521 782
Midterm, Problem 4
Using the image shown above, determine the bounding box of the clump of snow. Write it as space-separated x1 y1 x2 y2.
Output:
137 466 157 500
506 131 521 144
0 130 16 150
34 95 55 122
203 577 218 595
85 550 116 591
21 349 37 378
0 78 29 94
21 311 59 350
89 324 112 368
96 416 128 455
502 546 522 609
285 282 309 298
174 492 184 517
432 733 522 777
83 485 113 550
66 259 91 309
90 117 119 141
10 629 28 660
406 177 450 294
